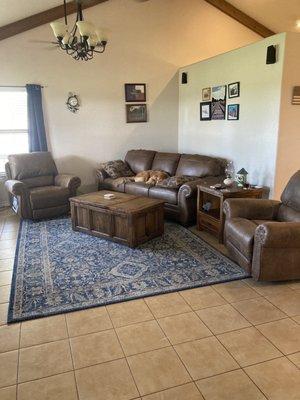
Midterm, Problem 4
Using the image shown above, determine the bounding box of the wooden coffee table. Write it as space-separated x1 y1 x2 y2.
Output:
70 191 165 247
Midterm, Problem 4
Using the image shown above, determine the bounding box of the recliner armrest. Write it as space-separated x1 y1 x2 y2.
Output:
5 180 28 196
255 222 300 248
224 198 280 220
55 174 81 191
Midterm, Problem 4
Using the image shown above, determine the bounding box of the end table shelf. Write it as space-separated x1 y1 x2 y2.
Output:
197 184 263 243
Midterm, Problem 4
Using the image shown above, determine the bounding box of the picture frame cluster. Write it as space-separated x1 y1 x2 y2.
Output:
124 83 147 123
200 82 240 121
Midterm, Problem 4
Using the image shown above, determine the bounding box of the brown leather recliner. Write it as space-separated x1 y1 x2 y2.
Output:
5 152 81 220
224 170 300 281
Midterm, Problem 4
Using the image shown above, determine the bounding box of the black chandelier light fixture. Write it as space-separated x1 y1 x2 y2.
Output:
50 0 108 61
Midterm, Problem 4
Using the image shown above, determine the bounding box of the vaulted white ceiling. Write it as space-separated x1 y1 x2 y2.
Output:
227 0 300 34
1 0 300 35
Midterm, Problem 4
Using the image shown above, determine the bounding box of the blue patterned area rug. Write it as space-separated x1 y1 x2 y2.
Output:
8 218 249 323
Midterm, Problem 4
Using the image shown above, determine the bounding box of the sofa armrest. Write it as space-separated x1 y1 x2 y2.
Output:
255 222 300 248
96 168 109 182
55 174 81 191
224 199 280 220
5 180 28 196
178 179 204 199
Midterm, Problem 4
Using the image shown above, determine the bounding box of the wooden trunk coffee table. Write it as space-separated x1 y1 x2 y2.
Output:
70 191 165 247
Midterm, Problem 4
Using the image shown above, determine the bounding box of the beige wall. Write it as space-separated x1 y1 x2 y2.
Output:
274 32 300 198
0 0 259 188
178 34 286 196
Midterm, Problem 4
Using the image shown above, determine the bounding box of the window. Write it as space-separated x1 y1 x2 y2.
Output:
0 88 28 173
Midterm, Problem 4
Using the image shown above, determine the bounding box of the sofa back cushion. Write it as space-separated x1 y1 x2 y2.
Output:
151 152 181 176
8 152 57 188
125 150 156 174
175 154 222 177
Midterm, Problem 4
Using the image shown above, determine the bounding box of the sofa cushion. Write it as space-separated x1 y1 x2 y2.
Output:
125 150 156 174
125 182 152 196
151 152 181 176
175 154 221 177
100 160 134 179
226 218 257 260
149 186 178 205
157 175 197 189
29 186 70 210
100 177 134 193
8 152 58 181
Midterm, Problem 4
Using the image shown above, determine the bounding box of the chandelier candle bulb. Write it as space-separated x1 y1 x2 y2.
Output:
50 21 67 39
62 32 71 45
76 21 95 37
87 35 98 48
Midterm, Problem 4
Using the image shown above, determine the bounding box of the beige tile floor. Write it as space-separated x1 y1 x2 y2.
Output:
0 208 299 400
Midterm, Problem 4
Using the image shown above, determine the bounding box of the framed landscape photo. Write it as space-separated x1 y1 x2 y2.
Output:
211 85 226 120
202 87 211 101
125 83 146 102
227 104 239 120
228 82 240 98
200 101 211 121
126 104 147 123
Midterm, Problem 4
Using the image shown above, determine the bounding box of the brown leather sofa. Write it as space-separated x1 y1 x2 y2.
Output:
97 149 224 225
5 152 81 220
224 170 300 281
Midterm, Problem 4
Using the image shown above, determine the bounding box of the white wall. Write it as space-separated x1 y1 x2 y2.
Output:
0 0 259 190
178 33 286 195
274 32 300 198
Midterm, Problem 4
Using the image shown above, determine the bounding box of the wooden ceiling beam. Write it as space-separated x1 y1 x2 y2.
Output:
204 0 275 38
0 0 109 42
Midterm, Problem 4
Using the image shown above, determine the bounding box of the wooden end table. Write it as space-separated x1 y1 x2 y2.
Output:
197 184 264 243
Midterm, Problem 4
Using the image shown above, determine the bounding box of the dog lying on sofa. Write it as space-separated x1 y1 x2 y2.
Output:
134 170 169 185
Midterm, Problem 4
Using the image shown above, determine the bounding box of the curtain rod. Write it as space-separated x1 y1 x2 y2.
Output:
0 85 46 88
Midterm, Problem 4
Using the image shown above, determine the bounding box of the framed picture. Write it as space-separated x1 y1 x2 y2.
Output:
228 82 240 98
200 102 211 121
227 104 239 120
202 87 211 101
125 83 146 102
126 104 147 123
211 85 226 120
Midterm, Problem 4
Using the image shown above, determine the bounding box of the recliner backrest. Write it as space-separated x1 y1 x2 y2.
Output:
277 170 300 222
7 152 58 188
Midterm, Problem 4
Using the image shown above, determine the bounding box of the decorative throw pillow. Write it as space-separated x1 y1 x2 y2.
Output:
100 160 134 179
158 175 197 189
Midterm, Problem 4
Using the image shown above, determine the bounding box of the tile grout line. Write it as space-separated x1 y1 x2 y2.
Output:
65 314 80 400
105 306 142 399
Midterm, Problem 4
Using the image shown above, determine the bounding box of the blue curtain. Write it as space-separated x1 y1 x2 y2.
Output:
26 84 48 152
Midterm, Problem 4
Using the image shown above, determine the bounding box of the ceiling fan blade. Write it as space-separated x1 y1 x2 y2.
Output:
29 39 57 44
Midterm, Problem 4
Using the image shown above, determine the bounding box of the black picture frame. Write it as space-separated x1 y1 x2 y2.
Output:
200 102 211 121
228 82 240 98
227 104 239 120
126 104 147 123
125 83 146 102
